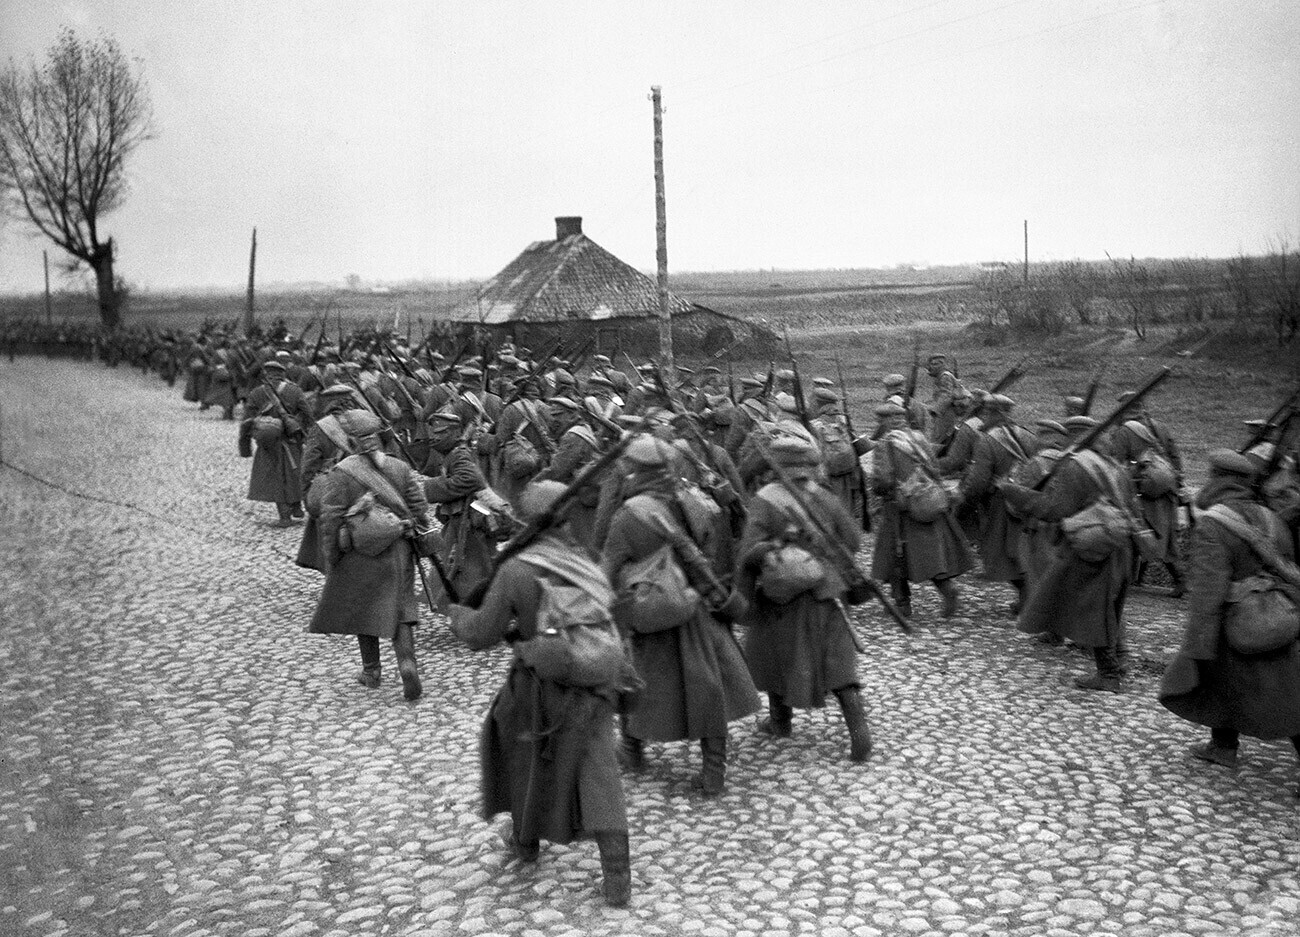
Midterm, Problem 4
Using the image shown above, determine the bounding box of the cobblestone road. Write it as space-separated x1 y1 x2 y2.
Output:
2 357 1298 937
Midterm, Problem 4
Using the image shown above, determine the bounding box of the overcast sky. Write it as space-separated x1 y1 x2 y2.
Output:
0 0 1296 293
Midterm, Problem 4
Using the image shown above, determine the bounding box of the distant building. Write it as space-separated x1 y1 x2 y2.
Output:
446 216 774 357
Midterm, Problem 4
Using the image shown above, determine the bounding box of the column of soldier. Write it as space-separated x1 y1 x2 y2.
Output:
16 319 1299 909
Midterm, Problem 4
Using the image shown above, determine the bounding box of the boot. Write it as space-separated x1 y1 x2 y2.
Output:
1189 743 1238 770
595 832 632 907
502 825 539 862
891 581 912 619
1073 673 1123 694
756 694 793 738
691 737 726 796
618 734 645 772
835 688 873 763
1166 563 1186 599
356 666 381 688
934 578 959 618
357 635 381 688
393 624 422 701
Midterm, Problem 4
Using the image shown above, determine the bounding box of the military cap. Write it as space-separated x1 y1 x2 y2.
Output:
927 353 947 363
427 350 445 362
775 393 799 413
456 366 483 380
1207 448 1256 477
883 373 906 387
875 402 907 418
592 354 612 365
617 415 646 429
1064 395 1086 412
1116 390 1138 406
1035 418 1069 436
319 383 355 398
262 359 286 372
775 368 795 381
812 376 835 388
548 396 582 412
1064 416 1098 434
519 480 567 521
769 434 821 467
676 365 695 375
812 387 840 404
587 372 613 387
1242 418 1268 428
740 377 764 389
986 394 1015 411
428 409 464 426
700 365 721 375
338 409 383 437
624 435 670 467
636 362 657 373
552 368 576 386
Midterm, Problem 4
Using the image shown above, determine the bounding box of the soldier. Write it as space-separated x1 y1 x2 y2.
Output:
536 398 604 554
296 384 361 572
736 434 873 762
1016 419 1072 644
810 386 866 521
307 409 432 700
1109 391 1186 596
870 402 972 618
883 372 929 434
1158 449 1300 794
1000 415 1136 692
238 359 311 526
724 377 771 460
448 481 633 907
492 376 555 505
957 394 1040 614
1064 395 1087 418
926 353 963 443
423 410 497 608
602 436 760 795
935 387 983 547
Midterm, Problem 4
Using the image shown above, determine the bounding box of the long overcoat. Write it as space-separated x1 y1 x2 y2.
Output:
1001 451 1133 648
603 491 759 742
870 429 973 583
450 539 627 844
307 453 429 638
240 382 309 504
737 479 861 709
424 442 494 604
961 423 1040 582
1109 418 1183 562
537 424 602 554
1159 489 1300 738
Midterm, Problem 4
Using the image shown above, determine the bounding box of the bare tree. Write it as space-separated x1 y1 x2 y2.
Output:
1260 237 1300 345
1106 255 1164 341
1223 253 1256 322
0 28 153 329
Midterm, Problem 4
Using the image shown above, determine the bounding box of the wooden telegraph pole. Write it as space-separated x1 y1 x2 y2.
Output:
651 86 674 369
43 250 52 324
244 227 257 335
1023 219 1029 285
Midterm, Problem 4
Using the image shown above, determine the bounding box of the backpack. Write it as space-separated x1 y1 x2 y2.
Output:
754 485 832 604
517 574 628 687
1124 421 1178 498
1203 505 1300 656
501 429 541 479
1059 453 1146 562
816 420 858 476
616 543 700 634
885 431 950 523
252 415 284 445
335 458 413 557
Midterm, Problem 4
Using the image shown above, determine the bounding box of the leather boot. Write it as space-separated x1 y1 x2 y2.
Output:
618 718 644 771
934 578 959 618
835 687 873 763
393 624 422 701
691 736 726 796
756 694 793 738
595 832 632 907
1166 563 1186 599
891 580 913 619
356 666 381 688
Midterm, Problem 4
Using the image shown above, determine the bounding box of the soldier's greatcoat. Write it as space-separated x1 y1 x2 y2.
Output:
1001 450 1134 648
737 479 862 709
450 536 628 845
1159 485 1300 739
603 487 759 742
870 429 973 584
308 453 429 638
962 423 1039 582
240 382 309 504
424 442 494 604
1109 417 1183 563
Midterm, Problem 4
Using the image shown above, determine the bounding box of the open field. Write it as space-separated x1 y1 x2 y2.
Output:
4 354 1300 937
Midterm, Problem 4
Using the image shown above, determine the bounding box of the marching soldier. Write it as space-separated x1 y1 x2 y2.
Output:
238 359 311 526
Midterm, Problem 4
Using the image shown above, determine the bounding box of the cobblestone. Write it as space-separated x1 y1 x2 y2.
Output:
2 357 1299 936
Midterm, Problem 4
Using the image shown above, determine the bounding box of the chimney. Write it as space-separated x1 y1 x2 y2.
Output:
555 216 583 240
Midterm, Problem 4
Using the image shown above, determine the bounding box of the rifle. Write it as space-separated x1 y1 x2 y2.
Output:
903 339 922 417
1239 383 1300 454
726 353 737 406
834 357 873 533
341 374 419 465
258 375 305 470
755 445 911 634
381 340 432 388
782 328 816 438
649 365 744 521
1079 360 1109 416
459 432 636 607
988 355 1030 395
761 360 776 401
1031 366 1172 491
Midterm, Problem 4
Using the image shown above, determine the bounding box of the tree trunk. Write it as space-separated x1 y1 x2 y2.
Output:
91 240 119 329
